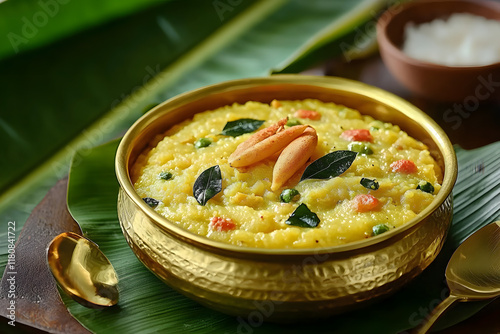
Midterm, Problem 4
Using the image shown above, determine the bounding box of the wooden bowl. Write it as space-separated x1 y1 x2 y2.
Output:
376 0 500 102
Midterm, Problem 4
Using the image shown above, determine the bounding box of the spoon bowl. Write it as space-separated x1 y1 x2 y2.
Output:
47 232 119 308
415 221 500 333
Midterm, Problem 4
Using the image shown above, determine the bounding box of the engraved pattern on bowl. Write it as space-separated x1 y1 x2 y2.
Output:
118 189 452 320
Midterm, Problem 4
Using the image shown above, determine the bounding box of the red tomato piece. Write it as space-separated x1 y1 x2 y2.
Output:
352 194 379 213
340 129 373 142
293 109 321 120
390 159 418 174
209 217 236 232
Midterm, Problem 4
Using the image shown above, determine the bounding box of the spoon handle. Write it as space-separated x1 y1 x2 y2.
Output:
413 294 461 334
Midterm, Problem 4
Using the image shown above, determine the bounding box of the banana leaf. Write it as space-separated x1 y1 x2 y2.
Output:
64 139 500 333
0 0 170 60
0 0 395 273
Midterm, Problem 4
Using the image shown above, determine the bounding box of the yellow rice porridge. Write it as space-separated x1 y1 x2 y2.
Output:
131 99 442 249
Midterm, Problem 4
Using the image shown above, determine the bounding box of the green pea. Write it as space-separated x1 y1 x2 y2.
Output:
417 181 434 194
194 138 212 149
280 189 300 203
286 118 302 127
348 141 373 155
159 171 173 180
370 126 380 131
372 223 390 236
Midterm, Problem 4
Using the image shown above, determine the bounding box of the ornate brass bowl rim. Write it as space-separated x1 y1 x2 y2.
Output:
115 75 458 255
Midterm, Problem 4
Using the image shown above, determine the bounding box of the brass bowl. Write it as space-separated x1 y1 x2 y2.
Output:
115 75 457 322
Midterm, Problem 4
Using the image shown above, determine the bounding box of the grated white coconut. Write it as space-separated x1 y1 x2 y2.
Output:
402 13 500 66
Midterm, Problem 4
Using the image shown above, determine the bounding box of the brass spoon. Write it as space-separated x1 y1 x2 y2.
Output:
415 221 500 333
47 232 119 308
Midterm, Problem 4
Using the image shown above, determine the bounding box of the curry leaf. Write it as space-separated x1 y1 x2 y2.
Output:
220 119 265 137
300 150 357 182
143 197 160 208
193 165 222 206
285 203 320 228
417 181 434 194
360 178 379 190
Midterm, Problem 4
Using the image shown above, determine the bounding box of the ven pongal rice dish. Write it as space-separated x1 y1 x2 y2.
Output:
131 99 442 249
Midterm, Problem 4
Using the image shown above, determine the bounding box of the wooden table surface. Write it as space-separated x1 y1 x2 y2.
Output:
1 54 499 333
